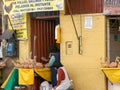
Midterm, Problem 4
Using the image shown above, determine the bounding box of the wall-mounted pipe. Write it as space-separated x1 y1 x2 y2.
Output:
66 0 82 54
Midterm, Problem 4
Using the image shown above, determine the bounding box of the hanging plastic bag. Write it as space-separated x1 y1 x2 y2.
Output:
6 41 16 57
40 81 50 90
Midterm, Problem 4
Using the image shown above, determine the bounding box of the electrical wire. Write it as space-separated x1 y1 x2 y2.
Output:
66 0 79 40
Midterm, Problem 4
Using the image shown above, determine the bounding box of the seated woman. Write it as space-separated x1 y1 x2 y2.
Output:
41 45 60 87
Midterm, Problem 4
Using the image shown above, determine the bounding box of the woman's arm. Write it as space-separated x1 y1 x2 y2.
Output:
44 56 55 67
48 56 55 67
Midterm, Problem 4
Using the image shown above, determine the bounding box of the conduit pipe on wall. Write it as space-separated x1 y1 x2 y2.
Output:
79 0 83 54
66 0 82 54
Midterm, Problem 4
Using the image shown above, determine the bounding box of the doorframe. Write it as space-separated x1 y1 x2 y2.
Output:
106 16 120 90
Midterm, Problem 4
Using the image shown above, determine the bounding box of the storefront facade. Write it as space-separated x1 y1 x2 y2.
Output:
29 0 106 90
2 0 120 90
12 13 106 90
2 0 107 90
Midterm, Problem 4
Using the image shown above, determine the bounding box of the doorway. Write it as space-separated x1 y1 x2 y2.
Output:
107 17 120 62
107 16 120 90
30 12 60 89
30 18 56 63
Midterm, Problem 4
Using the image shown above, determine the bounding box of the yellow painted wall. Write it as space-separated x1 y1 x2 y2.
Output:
19 14 31 61
60 13 107 90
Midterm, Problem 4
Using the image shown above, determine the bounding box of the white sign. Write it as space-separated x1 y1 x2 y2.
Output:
103 0 120 15
84 16 92 29
3 0 64 15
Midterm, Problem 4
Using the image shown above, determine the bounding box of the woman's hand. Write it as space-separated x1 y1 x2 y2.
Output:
41 57 48 61
45 63 49 68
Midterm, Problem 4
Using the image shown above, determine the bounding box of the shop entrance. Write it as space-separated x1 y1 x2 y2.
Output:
30 18 56 63
107 16 120 90
30 12 60 89
107 17 120 62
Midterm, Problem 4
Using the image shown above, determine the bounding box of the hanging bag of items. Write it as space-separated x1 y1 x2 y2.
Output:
6 40 16 57
2 30 18 57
